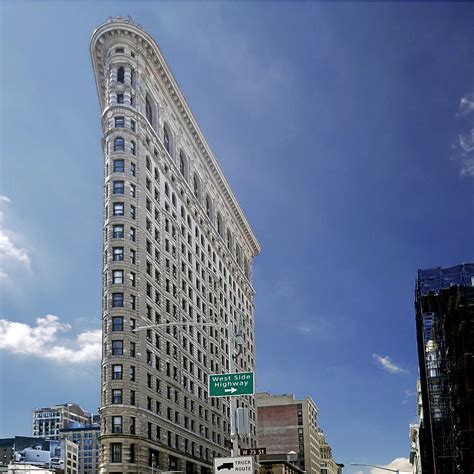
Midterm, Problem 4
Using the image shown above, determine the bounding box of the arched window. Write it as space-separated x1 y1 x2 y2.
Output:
145 97 153 125
117 67 125 84
217 212 223 236
226 230 232 250
193 175 200 200
179 151 186 178
114 137 125 152
205 195 212 220
163 126 171 154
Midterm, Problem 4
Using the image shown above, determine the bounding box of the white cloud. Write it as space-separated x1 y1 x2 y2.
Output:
370 457 412 474
0 233 31 269
297 326 313 335
0 196 31 275
453 93 474 177
0 315 101 364
458 93 474 116
402 388 416 404
372 353 408 374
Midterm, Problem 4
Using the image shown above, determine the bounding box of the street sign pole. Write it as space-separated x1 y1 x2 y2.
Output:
227 321 238 456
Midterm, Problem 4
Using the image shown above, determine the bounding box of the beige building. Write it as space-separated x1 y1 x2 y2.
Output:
91 16 260 474
256 393 320 474
32 404 91 441
318 432 340 474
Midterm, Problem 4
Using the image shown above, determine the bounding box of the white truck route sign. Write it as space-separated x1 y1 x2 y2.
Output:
214 456 254 474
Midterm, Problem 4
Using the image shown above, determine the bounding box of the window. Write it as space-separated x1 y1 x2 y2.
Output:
179 151 186 178
112 316 123 331
226 230 232 250
112 389 122 404
115 116 124 128
129 366 136 381
112 247 124 261
130 205 136 220
112 364 122 380
113 203 124 216
130 162 136 177
112 416 122 433
111 442 122 462
129 443 136 464
115 47 124 53
113 225 124 239
112 293 124 308
131 119 136 132
113 181 124 194
129 227 136 242
145 97 153 125
217 212 223 236
193 175 200 200
113 159 124 173
130 69 135 86
116 93 124 104
130 341 136 357
163 126 170 154
130 184 136 198
130 141 136 156
206 195 212 219
117 67 125 84
114 137 125 152
112 340 123 356
130 390 136 406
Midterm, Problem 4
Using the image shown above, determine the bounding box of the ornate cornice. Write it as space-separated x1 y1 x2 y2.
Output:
90 18 261 258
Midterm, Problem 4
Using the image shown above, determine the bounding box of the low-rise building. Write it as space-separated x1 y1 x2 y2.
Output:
258 453 304 474
318 432 341 474
32 404 91 440
256 393 320 474
60 424 99 474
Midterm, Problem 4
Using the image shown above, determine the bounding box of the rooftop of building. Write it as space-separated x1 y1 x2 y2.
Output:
416 263 474 297
256 392 318 410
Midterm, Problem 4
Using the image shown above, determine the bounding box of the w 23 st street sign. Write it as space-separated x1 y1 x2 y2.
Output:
209 372 255 397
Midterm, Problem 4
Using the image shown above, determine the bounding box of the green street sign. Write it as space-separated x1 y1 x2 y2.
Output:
209 372 255 397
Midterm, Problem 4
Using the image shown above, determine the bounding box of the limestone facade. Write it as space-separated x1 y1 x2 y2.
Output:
90 17 260 474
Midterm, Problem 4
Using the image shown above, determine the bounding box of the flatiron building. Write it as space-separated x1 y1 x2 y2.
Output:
90 17 260 474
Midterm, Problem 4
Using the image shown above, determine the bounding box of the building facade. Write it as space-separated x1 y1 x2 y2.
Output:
256 393 320 474
60 424 100 474
32 404 91 440
318 432 341 474
414 263 474 474
258 453 304 474
90 17 260 474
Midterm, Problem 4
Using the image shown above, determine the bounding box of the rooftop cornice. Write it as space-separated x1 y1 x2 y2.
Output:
90 19 261 257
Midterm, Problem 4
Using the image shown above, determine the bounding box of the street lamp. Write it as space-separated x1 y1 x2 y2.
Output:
133 315 244 456
350 463 399 473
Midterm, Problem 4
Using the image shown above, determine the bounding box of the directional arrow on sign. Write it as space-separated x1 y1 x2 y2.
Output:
225 387 237 394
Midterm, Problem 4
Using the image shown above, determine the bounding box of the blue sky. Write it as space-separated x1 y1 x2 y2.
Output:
1 2 473 472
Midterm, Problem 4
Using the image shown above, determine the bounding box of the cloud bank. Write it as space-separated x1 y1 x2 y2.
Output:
372 353 408 374
0 315 101 364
